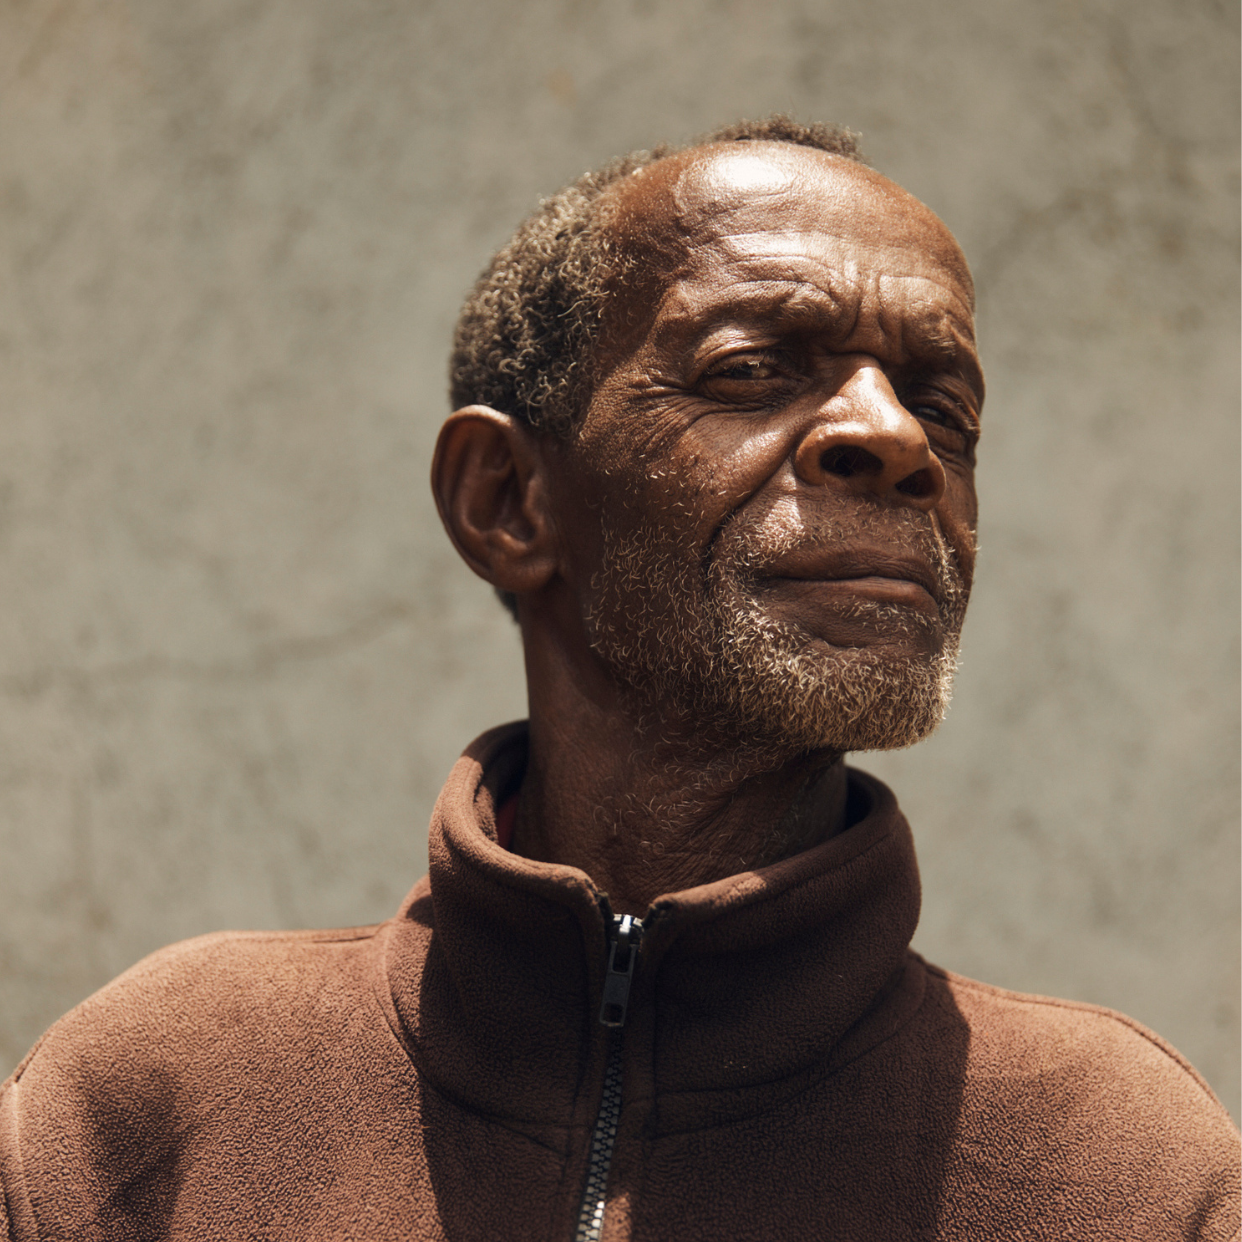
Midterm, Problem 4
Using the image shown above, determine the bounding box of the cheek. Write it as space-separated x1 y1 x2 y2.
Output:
574 396 688 510
675 419 799 519
572 384 800 551
937 473 978 585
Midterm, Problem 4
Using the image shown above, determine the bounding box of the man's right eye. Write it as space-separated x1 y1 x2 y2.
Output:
704 355 783 382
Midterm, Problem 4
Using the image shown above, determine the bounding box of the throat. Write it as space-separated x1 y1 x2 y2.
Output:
511 734 851 916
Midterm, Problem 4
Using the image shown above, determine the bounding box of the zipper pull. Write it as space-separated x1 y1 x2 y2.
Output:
598 914 643 1028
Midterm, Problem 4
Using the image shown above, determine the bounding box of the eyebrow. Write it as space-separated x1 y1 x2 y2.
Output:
649 280 982 389
649 282 849 347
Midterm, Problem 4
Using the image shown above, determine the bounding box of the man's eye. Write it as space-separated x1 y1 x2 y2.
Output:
909 399 973 435
907 398 979 459
704 355 783 382
909 402 952 426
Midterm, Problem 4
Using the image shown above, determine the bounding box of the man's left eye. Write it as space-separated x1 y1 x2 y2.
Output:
908 399 972 433
909 402 952 425
906 397 979 456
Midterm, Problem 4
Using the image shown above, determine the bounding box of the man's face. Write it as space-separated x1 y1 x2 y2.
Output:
547 144 983 756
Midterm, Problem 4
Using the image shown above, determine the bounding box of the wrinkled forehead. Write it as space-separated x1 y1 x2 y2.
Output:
605 143 974 311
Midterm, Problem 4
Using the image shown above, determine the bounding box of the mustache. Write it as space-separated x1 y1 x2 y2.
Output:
705 502 970 619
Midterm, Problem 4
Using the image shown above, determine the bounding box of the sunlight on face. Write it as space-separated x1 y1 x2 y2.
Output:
703 151 799 196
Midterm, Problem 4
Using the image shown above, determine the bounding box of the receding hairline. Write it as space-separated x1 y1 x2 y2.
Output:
597 139 885 226
448 116 875 447
593 141 975 322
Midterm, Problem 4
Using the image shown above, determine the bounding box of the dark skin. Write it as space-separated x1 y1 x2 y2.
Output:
433 143 983 916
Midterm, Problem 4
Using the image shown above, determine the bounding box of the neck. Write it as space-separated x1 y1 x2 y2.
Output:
512 616 851 916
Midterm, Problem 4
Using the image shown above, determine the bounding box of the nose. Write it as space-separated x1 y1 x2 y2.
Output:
793 359 945 510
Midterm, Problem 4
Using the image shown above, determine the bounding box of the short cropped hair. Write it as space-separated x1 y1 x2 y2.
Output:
448 116 865 440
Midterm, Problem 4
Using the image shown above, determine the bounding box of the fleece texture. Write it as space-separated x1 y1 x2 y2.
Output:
1 722 1238 1241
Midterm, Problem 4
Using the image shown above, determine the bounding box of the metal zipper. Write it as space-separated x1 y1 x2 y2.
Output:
573 914 643 1242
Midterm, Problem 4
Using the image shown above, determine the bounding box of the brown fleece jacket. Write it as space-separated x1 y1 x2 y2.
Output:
1 723 1238 1241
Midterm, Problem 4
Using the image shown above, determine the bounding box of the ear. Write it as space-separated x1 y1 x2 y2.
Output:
431 406 559 597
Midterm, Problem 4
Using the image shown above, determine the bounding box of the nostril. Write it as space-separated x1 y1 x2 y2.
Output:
895 467 936 499
820 445 883 479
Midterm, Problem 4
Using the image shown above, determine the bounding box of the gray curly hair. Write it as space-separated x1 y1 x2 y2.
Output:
448 116 866 440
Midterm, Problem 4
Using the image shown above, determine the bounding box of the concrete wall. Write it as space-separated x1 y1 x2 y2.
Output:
2 0 1237 1119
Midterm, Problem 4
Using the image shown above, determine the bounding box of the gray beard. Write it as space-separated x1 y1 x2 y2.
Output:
584 500 970 759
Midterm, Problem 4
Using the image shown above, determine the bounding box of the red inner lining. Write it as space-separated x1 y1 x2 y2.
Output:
495 793 519 851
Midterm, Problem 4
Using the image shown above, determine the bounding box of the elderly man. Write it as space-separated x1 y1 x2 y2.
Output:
1 118 1237 1242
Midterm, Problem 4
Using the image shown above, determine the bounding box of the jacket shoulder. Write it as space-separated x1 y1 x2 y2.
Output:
0 925 393 1241
9 923 386 1081
923 963 1240 1240
929 963 1233 1116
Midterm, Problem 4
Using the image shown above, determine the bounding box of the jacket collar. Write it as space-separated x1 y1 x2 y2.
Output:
381 722 926 1135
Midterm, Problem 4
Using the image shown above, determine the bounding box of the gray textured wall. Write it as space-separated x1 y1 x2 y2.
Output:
2 0 1237 1119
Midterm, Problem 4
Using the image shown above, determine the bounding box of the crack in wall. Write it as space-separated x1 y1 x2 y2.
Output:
0 598 422 698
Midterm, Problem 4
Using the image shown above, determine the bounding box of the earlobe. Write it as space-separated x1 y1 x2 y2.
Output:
431 406 559 596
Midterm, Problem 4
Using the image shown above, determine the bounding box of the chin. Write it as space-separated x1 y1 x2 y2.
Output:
705 633 963 758
585 518 966 757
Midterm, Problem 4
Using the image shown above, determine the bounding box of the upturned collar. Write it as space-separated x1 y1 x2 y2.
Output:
380 722 927 1137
